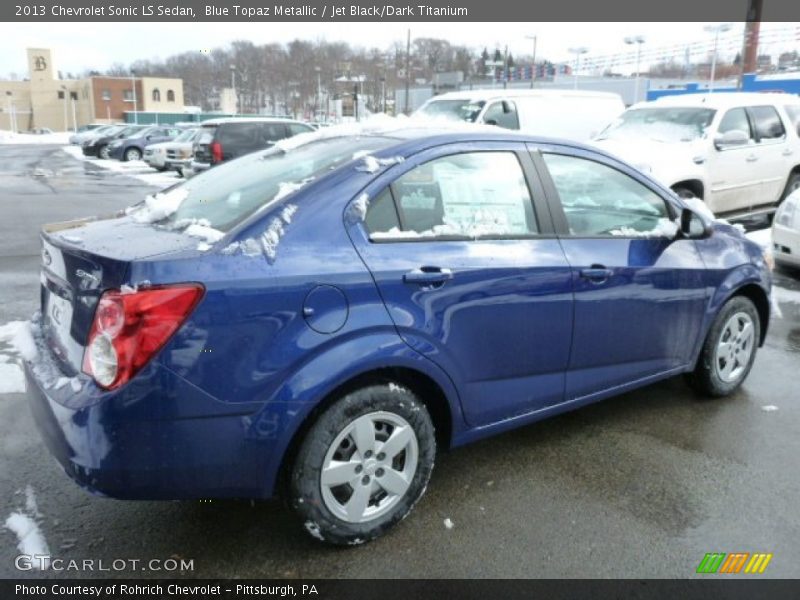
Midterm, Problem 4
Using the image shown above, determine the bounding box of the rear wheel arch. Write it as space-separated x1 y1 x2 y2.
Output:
780 167 800 202
275 366 453 498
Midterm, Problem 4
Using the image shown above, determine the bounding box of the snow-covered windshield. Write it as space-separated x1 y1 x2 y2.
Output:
595 107 716 143
152 136 398 231
417 99 485 122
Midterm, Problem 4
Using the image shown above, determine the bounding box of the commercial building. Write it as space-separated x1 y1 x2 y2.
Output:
0 48 184 131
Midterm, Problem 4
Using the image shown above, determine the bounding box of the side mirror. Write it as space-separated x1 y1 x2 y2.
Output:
679 207 713 239
145 134 153 140
714 129 749 150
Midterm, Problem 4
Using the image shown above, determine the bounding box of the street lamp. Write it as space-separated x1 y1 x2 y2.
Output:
704 23 733 93
525 34 537 89
568 47 589 90
130 69 138 124
624 35 646 104
230 65 237 113
60 85 68 131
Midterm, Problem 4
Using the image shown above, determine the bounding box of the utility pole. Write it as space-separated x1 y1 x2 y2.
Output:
404 28 411 115
704 23 733 93
502 45 509 89
739 0 763 89
568 47 588 90
624 35 646 103
60 85 68 131
130 69 138 124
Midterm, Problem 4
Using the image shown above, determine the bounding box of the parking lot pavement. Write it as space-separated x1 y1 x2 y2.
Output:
1 144 799 579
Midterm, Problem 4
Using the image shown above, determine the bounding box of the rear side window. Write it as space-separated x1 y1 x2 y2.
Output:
217 123 261 146
482 101 520 130
197 128 216 144
748 106 786 141
261 123 289 142
366 152 537 240
543 153 673 237
784 105 800 135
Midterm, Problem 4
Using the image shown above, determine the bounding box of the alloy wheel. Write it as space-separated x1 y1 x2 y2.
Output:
714 311 755 383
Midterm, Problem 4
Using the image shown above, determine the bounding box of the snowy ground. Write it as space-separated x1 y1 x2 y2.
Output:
61 144 180 189
0 130 72 145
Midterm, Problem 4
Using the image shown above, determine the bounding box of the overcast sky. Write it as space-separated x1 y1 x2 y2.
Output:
2 21 798 77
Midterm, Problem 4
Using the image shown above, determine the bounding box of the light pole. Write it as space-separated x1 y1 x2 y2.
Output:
624 35 646 103
70 92 77 132
568 47 589 90
60 85 68 131
704 23 733 93
230 65 237 113
130 69 138 124
525 35 537 89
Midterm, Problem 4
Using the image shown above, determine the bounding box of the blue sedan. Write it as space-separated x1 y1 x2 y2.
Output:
25 125 771 545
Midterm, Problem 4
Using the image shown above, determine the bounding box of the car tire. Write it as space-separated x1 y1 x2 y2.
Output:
98 145 109 160
156 165 168 172
289 383 436 545
780 171 800 203
685 296 760 397
124 148 141 162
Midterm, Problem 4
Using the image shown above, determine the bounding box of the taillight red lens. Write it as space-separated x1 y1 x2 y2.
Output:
210 141 223 163
82 284 204 390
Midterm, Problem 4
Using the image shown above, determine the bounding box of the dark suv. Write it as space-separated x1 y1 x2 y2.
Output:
188 118 313 176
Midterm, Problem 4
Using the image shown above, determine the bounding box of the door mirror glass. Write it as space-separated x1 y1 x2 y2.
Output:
714 129 749 149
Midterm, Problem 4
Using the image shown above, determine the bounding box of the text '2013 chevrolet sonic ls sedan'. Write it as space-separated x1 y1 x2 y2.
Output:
23 121 771 545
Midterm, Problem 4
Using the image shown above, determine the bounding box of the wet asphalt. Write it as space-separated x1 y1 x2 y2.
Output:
0 144 798 579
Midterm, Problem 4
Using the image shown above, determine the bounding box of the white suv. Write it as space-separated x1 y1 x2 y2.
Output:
592 92 800 217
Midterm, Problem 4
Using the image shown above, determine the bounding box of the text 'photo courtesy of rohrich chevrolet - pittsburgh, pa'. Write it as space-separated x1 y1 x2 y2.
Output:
1 4 800 592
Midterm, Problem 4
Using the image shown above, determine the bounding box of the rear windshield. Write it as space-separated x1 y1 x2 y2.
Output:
163 135 398 231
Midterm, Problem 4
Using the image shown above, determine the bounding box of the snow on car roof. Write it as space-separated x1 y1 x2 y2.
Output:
647 92 800 109
424 88 623 102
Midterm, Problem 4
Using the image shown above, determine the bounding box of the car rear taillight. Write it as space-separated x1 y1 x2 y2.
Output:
82 284 204 390
210 141 223 164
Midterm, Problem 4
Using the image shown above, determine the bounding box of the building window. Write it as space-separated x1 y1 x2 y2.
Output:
123 89 133 102
101 89 111 101
152 88 161 102
57 90 65 99
167 89 175 102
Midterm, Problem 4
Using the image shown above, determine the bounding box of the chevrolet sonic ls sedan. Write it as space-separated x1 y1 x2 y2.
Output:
24 122 771 545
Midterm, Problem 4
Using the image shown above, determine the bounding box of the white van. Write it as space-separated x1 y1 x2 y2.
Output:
415 89 625 141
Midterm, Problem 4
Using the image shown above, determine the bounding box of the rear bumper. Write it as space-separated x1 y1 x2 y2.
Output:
24 355 277 500
773 224 800 268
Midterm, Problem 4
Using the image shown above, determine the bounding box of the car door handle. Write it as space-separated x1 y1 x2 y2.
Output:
782 149 793 156
403 267 453 286
579 266 613 282
746 154 758 162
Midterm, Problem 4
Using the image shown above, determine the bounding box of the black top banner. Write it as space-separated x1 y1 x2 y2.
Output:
3 0 800 22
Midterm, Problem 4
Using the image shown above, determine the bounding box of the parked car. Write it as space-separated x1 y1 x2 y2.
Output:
415 89 625 141
592 92 800 218
143 128 200 172
772 188 800 270
187 117 314 176
28 127 54 135
69 123 105 144
82 125 147 159
108 125 184 161
26 125 771 546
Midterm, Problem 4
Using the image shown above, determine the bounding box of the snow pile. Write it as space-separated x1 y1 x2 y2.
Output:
356 155 405 173
273 178 314 203
223 204 299 263
443 517 454 530
128 187 189 223
0 130 71 145
371 212 514 240
5 486 50 570
0 320 38 362
346 193 370 224
610 218 679 238
0 360 25 394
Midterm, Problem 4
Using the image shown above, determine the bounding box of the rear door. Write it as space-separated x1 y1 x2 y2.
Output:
348 142 574 426
745 105 794 204
532 145 708 400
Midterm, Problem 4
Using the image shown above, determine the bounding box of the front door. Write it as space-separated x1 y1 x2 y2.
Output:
534 146 708 400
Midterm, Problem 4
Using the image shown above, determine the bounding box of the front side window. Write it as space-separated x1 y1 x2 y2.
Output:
366 152 537 240
417 99 485 123
749 105 786 141
482 101 520 130
542 153 674 237
718 108 754 141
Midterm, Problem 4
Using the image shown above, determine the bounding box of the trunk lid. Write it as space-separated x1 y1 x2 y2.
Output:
39 213 201 374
